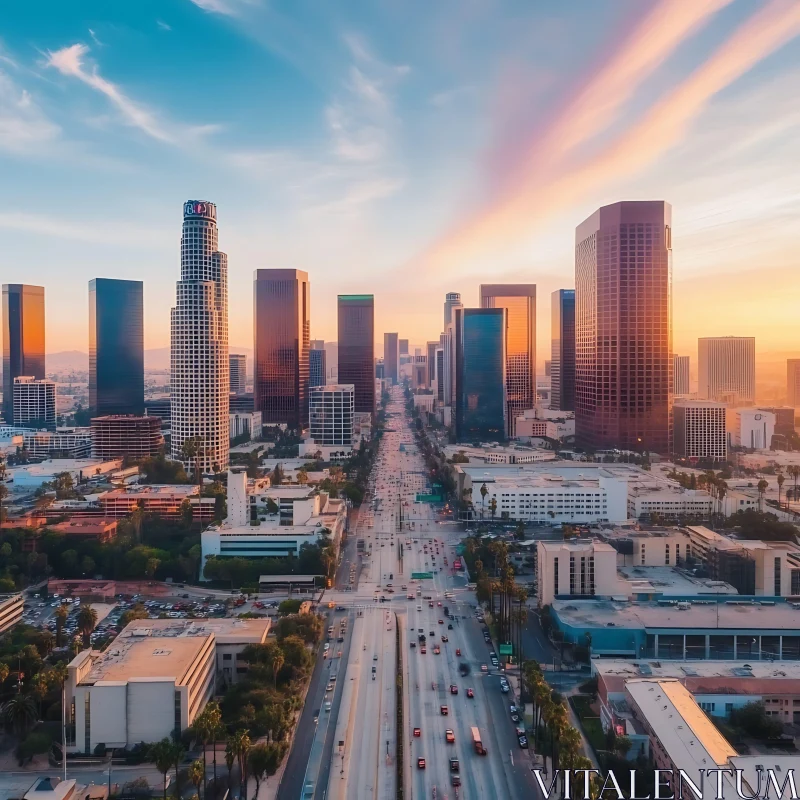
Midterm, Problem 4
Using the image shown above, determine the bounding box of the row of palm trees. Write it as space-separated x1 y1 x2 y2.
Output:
522 660 598 797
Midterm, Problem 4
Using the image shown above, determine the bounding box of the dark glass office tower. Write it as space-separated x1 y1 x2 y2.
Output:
480 284 536 436
309 344 327 388
384 333 399 383
338 295 375 418
254 269 310 428
575 201 673 453
551 289 576 411
89 278 144 416
455 308 507 442
2 284 45 424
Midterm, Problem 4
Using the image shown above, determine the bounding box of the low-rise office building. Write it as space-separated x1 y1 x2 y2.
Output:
48 518 118 543
10 459 122 489
98 485 216 522
229 410 262 442
0 593 24 634
13 376 56 429
90 415 163 460
65 617 271 753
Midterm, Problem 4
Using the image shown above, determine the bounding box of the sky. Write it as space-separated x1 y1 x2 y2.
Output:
3 0 800 365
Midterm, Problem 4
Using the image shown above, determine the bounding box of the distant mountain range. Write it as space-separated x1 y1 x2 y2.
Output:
44 347 254 373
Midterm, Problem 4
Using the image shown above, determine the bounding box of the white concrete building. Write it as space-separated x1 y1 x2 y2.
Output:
444 443 556 465
229 410 262 442
628 486 713 520
309 384 354 447
229 353 247 395
673 354 690 396
170 200 229 475
729 408 775 450
536 540 620 605
698 336 755 405
13 376 56 429
673 400 727 461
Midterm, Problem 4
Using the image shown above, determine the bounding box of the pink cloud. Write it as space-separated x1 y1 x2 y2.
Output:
425 0 800 273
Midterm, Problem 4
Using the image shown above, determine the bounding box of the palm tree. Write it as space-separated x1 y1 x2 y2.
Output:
54 604 69 648
171 742 185 797
489 496 497 522
181 437 205 487
2 693 37 737
30 672 49 716
271 651 285 690
225 738 236 793
188 759 204 798
0 483 8 524
150 739 175 800
130 501 145 544
479 483 488 518
778 472 786 510
790 466 800 507
233 729 251 799
0 663 9 685
77 604 98 648
203 701 223 794
757 479 769 513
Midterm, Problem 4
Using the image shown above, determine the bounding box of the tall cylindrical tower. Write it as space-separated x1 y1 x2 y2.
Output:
170 200 229 474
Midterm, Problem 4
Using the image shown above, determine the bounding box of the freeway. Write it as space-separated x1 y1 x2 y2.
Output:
292 386 542 799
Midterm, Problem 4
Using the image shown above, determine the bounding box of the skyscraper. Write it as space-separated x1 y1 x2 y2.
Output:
338 295 375 418
384 332 399 383
13 376 55 430
673 354 690 396
698 337 755 405
89 278 144 416
229 354 247 395
309 341 327 388
455 308 507 442
2 284 45 425
787 359 800 407
550 289 576 412
480 284 535 436
253 269 310 428
575 201 673 453
399 339 409 356
426 341 438 391
170 200 229 474
673 400 726 461
442 292 463 410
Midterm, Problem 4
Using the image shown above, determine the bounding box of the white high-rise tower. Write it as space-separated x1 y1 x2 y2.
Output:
171 200 229 473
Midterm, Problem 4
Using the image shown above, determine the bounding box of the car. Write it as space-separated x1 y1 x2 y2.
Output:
324 701 332 712
433 646 440 655
337 636 344 643
429 631 435 637
413 727 421 737
326 683 334 692
437 601 442 606
441 635 448 642
467 688 474 698
511 710 520 722
447 623 453 630
417 758 426 769
428 601 434 608
456 648 461 656
440 705 448 715
451 774 462 787
410 641 416 648
518 734 529 749
500 683 510 694
480 664 488 672
420 646 426 654
445 729 455 743
449 684 458 694
373 654 378 661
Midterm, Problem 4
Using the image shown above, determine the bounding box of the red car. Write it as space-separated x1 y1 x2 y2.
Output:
467 688 474 698
438 619 444 624
413 727 421 737
417 758 426 769
455 648 461 656
449 684 458 694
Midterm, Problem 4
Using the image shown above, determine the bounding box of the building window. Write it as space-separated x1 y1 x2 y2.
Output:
665 544 670 566
554 557 559 595
174 691 182 740
641 544 646 565
84 693 91 754
223 653 232 661
570 555 576 594
774 557 782 596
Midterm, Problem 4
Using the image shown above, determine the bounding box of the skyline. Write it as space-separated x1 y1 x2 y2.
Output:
3 0 800 360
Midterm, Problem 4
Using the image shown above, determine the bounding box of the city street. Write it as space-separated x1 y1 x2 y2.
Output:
288 387 541 799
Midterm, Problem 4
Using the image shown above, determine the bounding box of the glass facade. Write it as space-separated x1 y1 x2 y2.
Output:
2 284 45 425
384 332 399 383
456 308 507 442
575 201 673 453
480 285 535 436
551 289 576 411
309 346 326 388
253 269 310 428
338 295 375 417
89 278 144 416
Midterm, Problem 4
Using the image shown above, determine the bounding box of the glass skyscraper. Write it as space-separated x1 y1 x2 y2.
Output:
338 295 375 418
309 344 326 388
575 201 673 453
550 289 576 411
89 278 144 416
383 332 399 383
480 284 535 436
455 308 507 442
2 284 45 425
254 269 310 428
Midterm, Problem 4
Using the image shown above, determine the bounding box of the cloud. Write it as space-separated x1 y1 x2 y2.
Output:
88 28 103 46
46 43 175 142
425 0 800 272
187 0 259 17
0 71 60 154
156 20 172 31
0 210 171 247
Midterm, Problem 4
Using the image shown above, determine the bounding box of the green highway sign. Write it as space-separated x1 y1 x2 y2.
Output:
499 643 513 656
411 572 434 579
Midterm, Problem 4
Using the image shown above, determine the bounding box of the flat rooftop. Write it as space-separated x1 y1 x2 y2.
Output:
618 566 737 596
626 679 736 770
125 617 270 645
101 484 199 498
79 631 212 686
552 598 800 632
539 540 617 554
595 658 800 681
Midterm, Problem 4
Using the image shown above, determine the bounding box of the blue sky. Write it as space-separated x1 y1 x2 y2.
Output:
3 0 800 360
